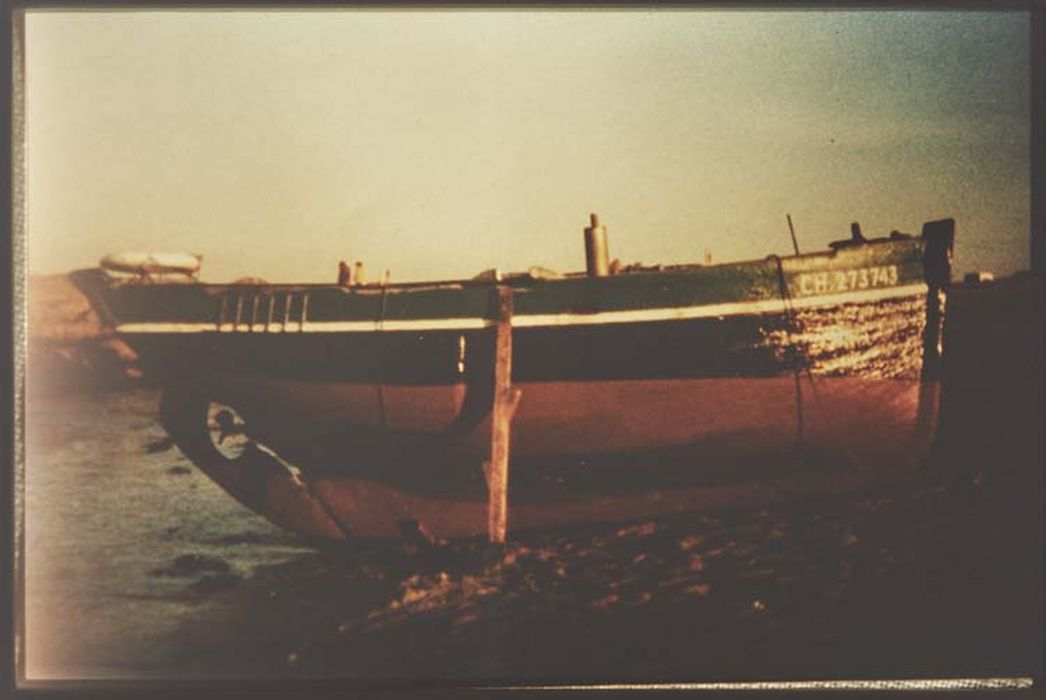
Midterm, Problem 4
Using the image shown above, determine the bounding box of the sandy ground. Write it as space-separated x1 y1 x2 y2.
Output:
149 457 1039 682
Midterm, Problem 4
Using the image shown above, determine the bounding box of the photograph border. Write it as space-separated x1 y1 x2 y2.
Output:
5 1 1044 695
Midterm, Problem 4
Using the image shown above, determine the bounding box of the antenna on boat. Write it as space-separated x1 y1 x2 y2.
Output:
786 214 801 255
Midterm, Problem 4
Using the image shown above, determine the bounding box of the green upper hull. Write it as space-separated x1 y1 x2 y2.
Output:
78 237 930 331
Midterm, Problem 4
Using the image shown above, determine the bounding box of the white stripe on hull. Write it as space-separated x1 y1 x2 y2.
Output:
115 282 929 335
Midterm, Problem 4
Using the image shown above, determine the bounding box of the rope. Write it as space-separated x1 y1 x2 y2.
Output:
253 441 356 541
769 255 805 450
377 276 390 431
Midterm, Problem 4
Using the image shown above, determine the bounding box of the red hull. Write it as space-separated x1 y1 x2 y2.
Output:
219 375 932 460
164 375 939 540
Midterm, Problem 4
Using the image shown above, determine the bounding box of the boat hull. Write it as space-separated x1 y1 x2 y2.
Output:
212 374 932 465
159 376 938 541
151 289 942 541
72 220 954 541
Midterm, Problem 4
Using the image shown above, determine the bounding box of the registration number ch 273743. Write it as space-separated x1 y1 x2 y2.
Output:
794 265 900 297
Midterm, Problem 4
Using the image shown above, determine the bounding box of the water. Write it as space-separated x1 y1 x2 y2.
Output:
24 389 311 679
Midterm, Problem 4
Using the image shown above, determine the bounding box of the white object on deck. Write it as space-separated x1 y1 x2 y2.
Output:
101 252 202 279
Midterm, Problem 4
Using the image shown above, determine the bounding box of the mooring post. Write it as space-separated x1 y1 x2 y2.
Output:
485 285 521 544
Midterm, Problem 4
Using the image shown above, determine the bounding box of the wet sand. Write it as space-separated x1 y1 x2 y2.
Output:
149 467 1038 682
20 274 1043 682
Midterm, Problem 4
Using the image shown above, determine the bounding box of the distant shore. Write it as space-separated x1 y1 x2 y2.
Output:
26 274 141 393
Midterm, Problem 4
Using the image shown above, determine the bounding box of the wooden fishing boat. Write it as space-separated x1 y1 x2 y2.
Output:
70 215 954 542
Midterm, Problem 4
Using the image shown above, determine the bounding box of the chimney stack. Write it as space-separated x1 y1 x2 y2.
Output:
584 213 609 277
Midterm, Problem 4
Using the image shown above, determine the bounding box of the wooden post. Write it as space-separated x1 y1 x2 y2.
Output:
486 285 521 544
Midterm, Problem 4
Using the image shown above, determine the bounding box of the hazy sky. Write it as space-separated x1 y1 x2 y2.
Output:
26 10 1029 282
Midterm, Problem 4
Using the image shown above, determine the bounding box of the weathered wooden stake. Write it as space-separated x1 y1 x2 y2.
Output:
486 285 521 544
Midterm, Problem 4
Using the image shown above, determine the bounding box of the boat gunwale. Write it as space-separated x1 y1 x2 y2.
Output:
148 237 925 296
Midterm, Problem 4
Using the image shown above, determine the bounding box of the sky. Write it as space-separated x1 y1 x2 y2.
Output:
25 10 1030 283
